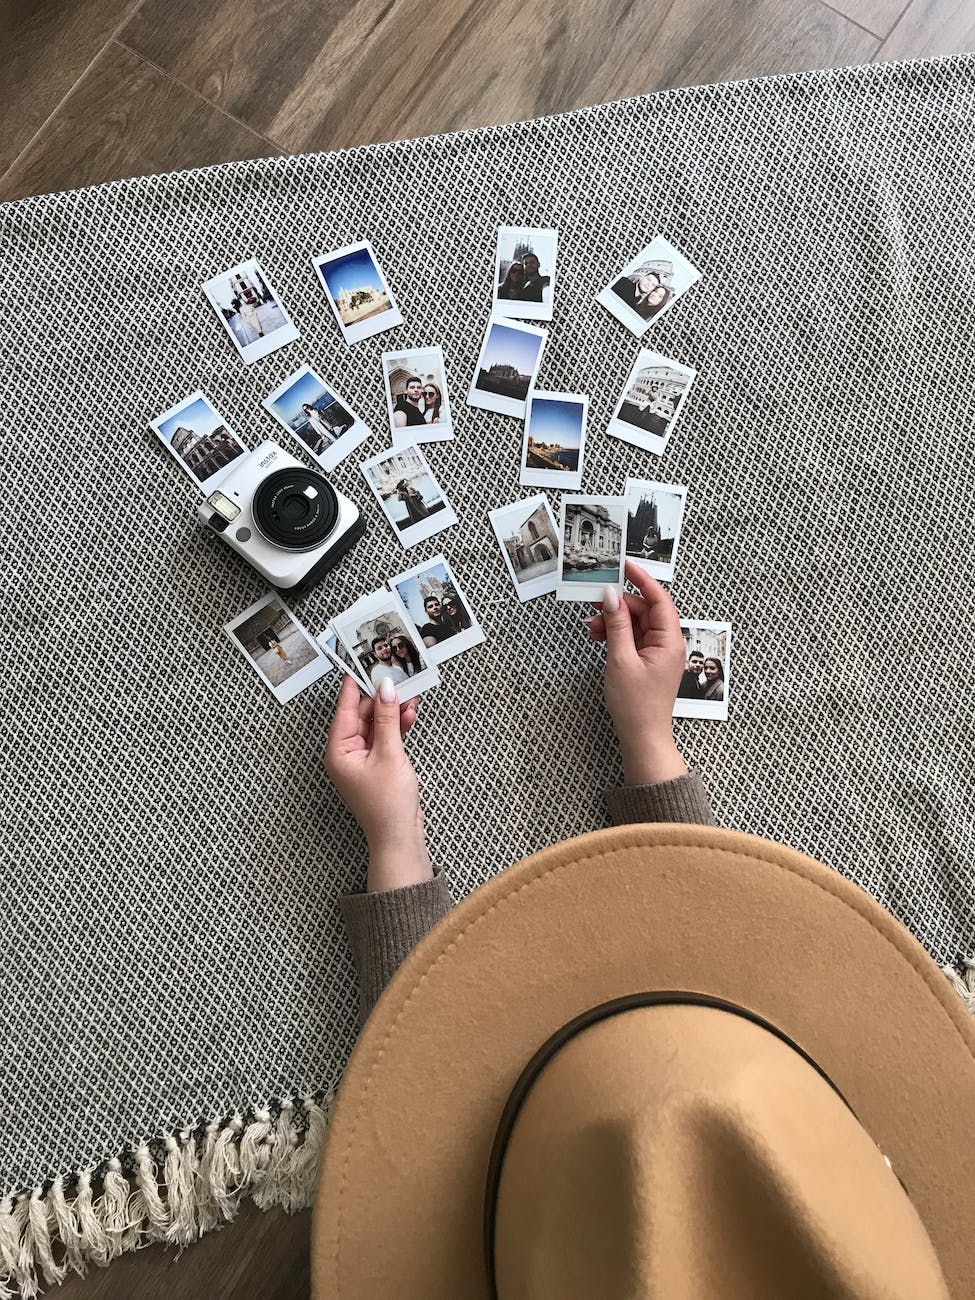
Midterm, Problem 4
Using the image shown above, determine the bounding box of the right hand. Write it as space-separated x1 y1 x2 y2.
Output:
585 560 688 786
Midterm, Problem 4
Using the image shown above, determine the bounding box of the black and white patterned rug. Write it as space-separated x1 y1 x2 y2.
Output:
2 53 974 1293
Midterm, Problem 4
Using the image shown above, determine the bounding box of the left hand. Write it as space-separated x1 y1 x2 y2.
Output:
324 674 432 890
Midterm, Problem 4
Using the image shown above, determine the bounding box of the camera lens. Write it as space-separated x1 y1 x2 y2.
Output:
252 467 339 551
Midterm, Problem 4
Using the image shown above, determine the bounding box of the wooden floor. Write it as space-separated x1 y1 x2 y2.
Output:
3 0 973 1293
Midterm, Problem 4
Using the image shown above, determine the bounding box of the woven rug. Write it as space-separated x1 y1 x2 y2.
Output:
3 52 975 1294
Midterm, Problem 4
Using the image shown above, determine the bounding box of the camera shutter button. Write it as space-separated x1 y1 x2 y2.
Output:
235 526 252 542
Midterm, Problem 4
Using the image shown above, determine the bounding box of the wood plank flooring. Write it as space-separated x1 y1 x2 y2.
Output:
2 0 973 1294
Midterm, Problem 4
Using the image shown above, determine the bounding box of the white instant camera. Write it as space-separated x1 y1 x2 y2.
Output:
197 441 365 595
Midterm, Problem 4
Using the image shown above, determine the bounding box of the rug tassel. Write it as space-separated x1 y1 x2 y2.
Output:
194 1121 221 1234
98 1158 132 1261
25 1187 65 1287
288 1094 331 1212
253 1101 298 1211
208 1115 245 1220
238 1109 273 1189
48 1177 86 1275
73 1171 111 1268
9 1198 36 1300
134 1144 170 1241
0 1197 23 1299
943 958 975 1016
164 1133 199 1245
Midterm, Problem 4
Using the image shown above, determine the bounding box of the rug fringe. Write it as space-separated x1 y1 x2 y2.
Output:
0 1091 332 1297
942 957 975 1015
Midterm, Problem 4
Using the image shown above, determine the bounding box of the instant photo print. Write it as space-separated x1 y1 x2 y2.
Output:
314 627 371 692
520 391 588 490
201 258 300 364
623 477 688 583
674 621 732 721
150 390 248 494
263 364 370 473
382 346 453 445
608 350 698 455
224 592 331 704
556 495 627 602
360 443 458 549
388 553 485 665
312 240 404 344
488 495 560 601
493 226 558 322
332 587 440 702
467 316 548 419
597 236 701 336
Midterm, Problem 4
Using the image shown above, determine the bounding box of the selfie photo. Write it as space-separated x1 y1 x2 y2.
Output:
493 226 558 321
674 621 733 720
597 235 702 336
389 554 485 664
332 588 440 701
382 347 453 443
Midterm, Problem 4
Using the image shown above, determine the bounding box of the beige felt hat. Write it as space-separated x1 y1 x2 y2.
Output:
311 825 975 1297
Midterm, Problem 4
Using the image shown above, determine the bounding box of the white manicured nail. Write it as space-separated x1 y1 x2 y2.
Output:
379 677 397 703
602 585 620 612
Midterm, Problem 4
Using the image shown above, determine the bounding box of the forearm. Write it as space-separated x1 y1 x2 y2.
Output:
606 765 716 827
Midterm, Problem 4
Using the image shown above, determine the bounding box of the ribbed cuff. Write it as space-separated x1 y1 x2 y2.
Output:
605 770 716 827
340 869 455 1024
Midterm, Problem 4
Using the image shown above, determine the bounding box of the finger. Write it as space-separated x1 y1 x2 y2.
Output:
399 700 420 736
585 614 606 641
325 673 363 754
371 675 406 754
623 560 683 642
599 585 637 660
356 691 374 741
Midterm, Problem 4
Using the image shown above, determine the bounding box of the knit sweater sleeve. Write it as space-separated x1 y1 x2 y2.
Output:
340 869 455 1023
605 769 715 826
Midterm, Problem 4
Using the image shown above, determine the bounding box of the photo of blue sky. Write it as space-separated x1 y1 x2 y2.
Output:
482 322 543 376
269 369 336 425
157 395 223 443
318 247 385 298
529 396 583 449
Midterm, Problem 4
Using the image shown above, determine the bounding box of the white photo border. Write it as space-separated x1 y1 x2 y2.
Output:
555 494 627 602
673 620 732 721
467 315 548 419
224 592 331 704
360 443 458 549
488 495 560 602
331 587 441 702
149 389 248 495
201 259 300 364
607 349 698 456
492 225 558 322
382 345 454 446
311 239 404 345
596 236 701 337
622 476 689 584
262 363 371 473
387 552 486 665
519 390 588 490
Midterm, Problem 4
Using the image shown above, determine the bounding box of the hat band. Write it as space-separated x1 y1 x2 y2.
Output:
482 989 858 1298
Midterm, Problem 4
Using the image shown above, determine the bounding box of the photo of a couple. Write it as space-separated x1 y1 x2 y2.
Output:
678 648 726 702
383 348 452 441
361 626 429 691
610 260 675 322
494 227 557 321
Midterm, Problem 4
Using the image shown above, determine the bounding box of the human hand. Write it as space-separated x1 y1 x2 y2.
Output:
324 673 432 891
585 560 688 786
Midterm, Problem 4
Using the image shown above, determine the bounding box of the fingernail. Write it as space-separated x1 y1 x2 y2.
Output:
602 585 620 612
379 676 397 703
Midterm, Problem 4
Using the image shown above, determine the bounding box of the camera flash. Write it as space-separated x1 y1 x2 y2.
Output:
207 490 241 522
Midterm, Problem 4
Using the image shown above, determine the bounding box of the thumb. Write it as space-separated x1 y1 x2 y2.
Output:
372 676 404 753
600 585 636 658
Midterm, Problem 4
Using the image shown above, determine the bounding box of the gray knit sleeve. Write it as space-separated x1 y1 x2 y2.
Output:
605 770 715 827
340 869 455 1023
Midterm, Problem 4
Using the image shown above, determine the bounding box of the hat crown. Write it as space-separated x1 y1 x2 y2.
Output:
492 1004 948 1299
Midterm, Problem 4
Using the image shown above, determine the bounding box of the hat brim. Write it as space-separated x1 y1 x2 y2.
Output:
312 825 975 1297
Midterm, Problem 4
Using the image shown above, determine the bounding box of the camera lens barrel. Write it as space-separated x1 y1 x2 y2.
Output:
252 467 339 551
